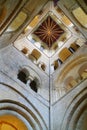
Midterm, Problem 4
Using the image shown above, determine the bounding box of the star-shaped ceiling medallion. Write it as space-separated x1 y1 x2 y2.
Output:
34 16 64 48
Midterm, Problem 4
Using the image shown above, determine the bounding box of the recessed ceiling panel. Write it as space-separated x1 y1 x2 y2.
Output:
34 16 64 48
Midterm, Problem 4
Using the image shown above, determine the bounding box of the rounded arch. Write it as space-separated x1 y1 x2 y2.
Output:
20 65 42 92
29 77 40 93
19 68 30 77
61 87 87 130
17 68 30 84
0 82 48 130
0 114 28 130
56 55 87 84
78 63 87 79
19 65 42 85
54 55 87 100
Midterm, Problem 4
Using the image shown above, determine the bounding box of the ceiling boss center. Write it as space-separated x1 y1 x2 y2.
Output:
34 16 64 48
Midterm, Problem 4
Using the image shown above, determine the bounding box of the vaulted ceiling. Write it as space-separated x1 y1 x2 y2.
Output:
34 16 64 48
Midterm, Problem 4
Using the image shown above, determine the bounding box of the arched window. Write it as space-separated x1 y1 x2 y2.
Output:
29 77 39 93
65 76 78 91
58 47 72 62
30 80 37 92
78 64 87 79
17 68 29 84
69 43 80 53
